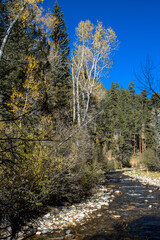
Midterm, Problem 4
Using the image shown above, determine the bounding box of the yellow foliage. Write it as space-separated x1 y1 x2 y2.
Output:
8 55 42 121
94 22 117 50
38 115 54 138
73 20 118 89
7 0 44 27
76 20 93 42
76 20 118 51
92 82 106 103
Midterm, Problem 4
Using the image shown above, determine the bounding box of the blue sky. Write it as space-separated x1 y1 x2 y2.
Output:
42 0 160 92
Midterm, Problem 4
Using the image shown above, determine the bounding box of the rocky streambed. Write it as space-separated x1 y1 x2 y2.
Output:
123 170 160 187
28 170 160 240
2 170 160 240
0 183 114 240
26 185 113 239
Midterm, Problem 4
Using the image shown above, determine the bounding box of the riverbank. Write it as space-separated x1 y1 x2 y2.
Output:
123 169 160 187
32 185 113 237
3 169 160 240
6 184 114 239
29 169 160 239
30 171 160 240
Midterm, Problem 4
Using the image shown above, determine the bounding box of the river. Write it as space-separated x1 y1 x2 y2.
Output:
29 171 160 240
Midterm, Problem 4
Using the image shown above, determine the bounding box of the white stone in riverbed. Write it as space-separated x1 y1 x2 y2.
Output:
148 205 152 208
97 204 101 209
36 231 41 235
78 213 85 218
149 190 153 193
97 214 102 217
44 213 51 218
115 190 121 194
112 215 121 218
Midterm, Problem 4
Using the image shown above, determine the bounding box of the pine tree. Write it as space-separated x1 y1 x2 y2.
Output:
48 1 71 115
50 1 70 60
0 0 7 46
140 90 154 150
0 5 49 121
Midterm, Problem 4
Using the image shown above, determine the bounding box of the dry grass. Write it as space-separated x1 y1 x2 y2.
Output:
126 169 160 180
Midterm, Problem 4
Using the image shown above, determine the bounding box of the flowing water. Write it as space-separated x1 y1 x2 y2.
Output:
29 171 160 240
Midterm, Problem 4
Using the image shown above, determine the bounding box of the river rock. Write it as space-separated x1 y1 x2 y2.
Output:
78 213 85 219
13 183 112 239
115 190 121 194
44 213 51 218
112 215 121 218
65 230 71 235
42 229 50 234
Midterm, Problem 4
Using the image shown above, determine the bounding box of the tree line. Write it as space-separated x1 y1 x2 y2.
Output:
0 0 159 237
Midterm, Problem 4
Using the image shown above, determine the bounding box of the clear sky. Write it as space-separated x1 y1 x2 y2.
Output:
42 0 160 92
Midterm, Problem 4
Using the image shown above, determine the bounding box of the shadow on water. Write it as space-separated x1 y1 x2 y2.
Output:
82 215 160 240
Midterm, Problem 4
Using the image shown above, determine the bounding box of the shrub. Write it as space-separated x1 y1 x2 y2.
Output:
141 149 160 171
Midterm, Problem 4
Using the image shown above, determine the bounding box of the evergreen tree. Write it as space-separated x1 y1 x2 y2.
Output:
50 1 70 59
0 0 7 46
48 1 71 115
0 5 50 121
140 90 154 150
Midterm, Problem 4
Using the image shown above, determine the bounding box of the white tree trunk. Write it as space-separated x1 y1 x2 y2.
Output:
72 67 76 123
76 75 81 127
0 4 27 60
82 91 90 122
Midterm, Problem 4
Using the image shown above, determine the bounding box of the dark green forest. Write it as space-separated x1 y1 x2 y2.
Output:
0 0 160 237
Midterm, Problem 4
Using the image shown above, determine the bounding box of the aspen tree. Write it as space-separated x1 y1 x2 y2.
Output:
0 0 44 60
72 20 118 125
8 55 42 126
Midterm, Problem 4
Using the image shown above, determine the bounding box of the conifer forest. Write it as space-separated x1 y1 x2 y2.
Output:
0 0 160 238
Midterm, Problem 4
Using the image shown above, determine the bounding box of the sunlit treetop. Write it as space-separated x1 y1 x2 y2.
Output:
6 0 44 25
76 20 118 55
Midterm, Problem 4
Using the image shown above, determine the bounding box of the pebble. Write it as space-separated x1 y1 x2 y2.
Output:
65 230 71 235
97 214 102 217
124 172 160 188
7 171 158 239
44 213 51 218
21 186 112 237
115 190 121 194
42 229 51 234
112 215 121 218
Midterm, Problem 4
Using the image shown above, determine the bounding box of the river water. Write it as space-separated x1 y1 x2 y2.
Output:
29 171 160 240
